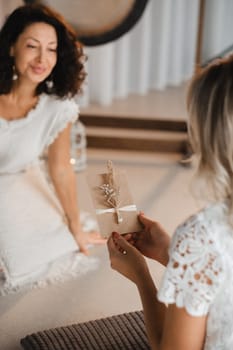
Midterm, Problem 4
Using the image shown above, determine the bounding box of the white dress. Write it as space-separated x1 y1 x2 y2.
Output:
157 202 233 349
0 93 98 296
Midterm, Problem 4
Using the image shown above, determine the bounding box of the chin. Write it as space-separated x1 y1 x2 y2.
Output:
30 77 47 85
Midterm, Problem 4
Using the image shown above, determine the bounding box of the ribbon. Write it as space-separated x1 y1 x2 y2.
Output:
96 204 137 224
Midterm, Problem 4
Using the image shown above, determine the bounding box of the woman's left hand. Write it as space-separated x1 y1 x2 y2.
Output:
107 231 149 285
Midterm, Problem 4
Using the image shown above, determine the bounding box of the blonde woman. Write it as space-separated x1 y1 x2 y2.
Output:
108 56 233 349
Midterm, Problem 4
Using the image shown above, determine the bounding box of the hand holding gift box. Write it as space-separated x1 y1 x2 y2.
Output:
87 160 142 238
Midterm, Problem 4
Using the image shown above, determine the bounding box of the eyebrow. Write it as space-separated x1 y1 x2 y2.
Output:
26 36 57 45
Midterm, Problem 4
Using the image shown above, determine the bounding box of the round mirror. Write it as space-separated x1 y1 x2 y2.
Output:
24 0 149 46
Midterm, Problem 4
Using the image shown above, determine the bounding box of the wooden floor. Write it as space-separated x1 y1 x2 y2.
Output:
79 83 189 153
80 83 188 121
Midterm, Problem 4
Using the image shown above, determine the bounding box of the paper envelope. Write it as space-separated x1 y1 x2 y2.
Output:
87 167 142 238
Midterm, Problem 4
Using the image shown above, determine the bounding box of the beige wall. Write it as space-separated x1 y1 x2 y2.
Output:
0 0 23 28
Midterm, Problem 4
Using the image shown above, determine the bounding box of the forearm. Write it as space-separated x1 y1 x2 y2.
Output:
48 164 81 232
137 274 166 350
159 247 170 267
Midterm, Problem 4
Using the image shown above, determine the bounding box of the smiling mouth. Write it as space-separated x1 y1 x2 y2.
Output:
31 66 46 74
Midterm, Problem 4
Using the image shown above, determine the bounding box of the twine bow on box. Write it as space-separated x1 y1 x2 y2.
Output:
97 160 137 224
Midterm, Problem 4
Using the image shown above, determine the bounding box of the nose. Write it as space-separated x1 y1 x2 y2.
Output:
36 48 46 63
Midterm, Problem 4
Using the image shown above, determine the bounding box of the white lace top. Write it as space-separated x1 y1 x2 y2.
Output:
157 202 233 349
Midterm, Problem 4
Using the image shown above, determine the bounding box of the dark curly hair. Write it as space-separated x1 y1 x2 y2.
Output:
0 3 86 97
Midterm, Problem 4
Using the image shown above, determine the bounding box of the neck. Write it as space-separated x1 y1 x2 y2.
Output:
11 79 38 101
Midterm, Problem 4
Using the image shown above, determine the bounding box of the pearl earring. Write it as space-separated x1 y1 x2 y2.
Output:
12 65 18 81
46 79 54 90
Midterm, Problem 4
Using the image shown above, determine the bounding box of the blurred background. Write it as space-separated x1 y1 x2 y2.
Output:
1 0 233 106
1 2 233 349
1 0 233 158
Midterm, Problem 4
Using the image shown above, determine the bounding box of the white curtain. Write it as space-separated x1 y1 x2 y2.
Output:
202 0 233 63
82 0 200 106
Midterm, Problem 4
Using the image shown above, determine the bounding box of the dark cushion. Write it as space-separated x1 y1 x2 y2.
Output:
20 310 150 349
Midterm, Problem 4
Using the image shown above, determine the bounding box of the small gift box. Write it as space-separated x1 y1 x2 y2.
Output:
87 161 142 238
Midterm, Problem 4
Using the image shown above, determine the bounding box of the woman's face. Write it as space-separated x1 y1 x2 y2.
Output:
10 22 57 85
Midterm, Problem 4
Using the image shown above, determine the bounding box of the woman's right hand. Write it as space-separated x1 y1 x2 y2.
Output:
71 225 106 256
107 232 150 286
125 213 171 266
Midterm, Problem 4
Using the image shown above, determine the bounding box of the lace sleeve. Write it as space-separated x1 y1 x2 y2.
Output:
157 216 225 316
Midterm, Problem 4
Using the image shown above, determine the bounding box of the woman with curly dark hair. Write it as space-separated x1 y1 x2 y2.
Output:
0 3 104 295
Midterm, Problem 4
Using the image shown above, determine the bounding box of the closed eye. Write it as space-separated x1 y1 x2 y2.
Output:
27 44 37 49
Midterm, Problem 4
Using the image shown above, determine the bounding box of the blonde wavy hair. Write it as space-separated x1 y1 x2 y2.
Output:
187 55 233 213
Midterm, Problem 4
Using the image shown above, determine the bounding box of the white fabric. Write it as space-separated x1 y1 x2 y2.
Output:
0 94 98 296
82 0 200 106
80 0 233 106
0 94 78 173
202 0 233 62
158 202 233 349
